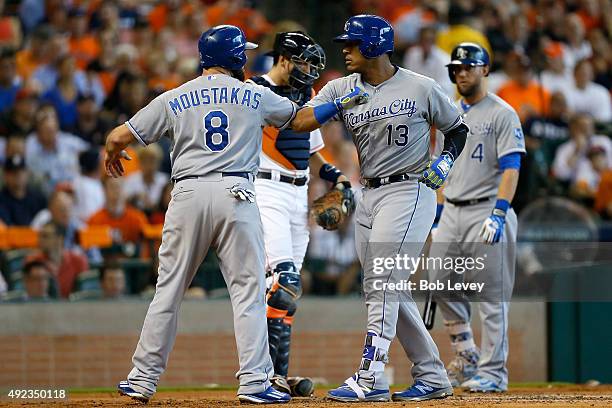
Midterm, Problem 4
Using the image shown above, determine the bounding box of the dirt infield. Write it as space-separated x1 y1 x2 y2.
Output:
1 385 611 407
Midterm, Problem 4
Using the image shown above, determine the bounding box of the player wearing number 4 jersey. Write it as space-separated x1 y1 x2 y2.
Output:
430 42 525 393
313 15 469 403
105 25 367 405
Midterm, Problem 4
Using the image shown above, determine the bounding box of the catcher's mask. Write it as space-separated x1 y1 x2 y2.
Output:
270 32 326 94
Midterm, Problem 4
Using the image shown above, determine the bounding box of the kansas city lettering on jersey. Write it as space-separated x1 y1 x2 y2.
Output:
168 87 262 116
342 99 417 129
472 121 494 137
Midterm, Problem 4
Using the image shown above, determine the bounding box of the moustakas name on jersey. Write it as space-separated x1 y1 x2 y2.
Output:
249 74 324 178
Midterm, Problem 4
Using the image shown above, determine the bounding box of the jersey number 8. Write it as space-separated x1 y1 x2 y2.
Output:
204 110 229 152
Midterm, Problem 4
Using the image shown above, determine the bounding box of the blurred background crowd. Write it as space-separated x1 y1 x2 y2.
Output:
0 0 610 302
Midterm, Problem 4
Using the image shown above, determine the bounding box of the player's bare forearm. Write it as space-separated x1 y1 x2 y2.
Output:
497 169 519 202
290 107 321 132
310 152 349 183
104 124 135 178
436 187 445 204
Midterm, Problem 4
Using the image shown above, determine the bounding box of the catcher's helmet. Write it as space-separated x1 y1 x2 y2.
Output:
198 25 258 71
446 42 490 83
271 31 326 89
333 14 394 58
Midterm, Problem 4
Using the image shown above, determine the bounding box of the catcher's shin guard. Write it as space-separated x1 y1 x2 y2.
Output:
266 262 301 371
275 310 295 377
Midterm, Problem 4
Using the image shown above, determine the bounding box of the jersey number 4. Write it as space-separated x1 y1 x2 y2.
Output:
386 124 409 146
204 110 229 152
471 143 483 162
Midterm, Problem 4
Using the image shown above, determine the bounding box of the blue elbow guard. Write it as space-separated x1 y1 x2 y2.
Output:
498 152 521 170
319 163 342 184
313 102 339 125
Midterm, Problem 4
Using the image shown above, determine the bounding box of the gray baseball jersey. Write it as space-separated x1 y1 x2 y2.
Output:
310 67 464 391
126 74 296 179
431 93 525 390
443 93 526 201
122 73 297 398
306 67 464 178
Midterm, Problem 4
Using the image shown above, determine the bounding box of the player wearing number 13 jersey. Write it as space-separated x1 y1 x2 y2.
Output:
312 15 469 403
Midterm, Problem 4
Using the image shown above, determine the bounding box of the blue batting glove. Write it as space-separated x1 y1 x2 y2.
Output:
313 87 369 124
479 199 509 244
334 87 369 111
420 153 453 190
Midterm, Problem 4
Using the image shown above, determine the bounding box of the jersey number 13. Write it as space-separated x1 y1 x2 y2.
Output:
204 110 229 152
386 124 409 146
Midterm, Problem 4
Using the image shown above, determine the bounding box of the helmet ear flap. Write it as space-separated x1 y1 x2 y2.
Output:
448 66 457 84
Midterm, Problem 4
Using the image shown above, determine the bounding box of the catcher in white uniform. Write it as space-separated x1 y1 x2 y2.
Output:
248 31 355 397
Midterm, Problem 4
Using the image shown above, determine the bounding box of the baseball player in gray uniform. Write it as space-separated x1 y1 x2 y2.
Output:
307 15 469 402
105 25 367 405
430 42 525 393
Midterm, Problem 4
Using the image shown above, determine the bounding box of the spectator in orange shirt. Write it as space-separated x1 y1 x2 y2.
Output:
68 8 101 70
26 222 89 299
206 0 271 41
15 25 54 80
147 0 182 33
88 177 148 244
497 51 551 122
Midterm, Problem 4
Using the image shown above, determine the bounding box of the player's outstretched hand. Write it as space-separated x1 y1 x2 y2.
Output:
334 87 369 111
420 153 453 190
104 149 132 178
228 184 256 203
479 211 506 244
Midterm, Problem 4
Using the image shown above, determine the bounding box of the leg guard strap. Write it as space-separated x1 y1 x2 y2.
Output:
360 332 390 372
445 321 476 352
345 375 365 400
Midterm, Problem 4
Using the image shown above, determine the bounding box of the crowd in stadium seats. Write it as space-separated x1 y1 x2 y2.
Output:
0 0 610 301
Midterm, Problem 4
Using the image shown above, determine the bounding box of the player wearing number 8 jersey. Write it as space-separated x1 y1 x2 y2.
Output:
308 15 469 402
104 25 368 405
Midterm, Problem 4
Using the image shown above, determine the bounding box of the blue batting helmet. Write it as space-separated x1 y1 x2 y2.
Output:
333 15 394 58
198 25 258 71
446 42 490 83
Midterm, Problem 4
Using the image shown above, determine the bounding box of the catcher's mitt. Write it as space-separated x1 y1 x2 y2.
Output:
310 182 355 230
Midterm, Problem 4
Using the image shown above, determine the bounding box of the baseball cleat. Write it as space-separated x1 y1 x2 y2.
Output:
117 380 150 403
287 376 314 397
446 349 479 387
238 386 291 404
270 375 291 395
327 374 390 402
461 375 506 392
392 380 453 401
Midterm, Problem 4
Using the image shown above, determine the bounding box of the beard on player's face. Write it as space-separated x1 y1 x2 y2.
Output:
457 80 482 98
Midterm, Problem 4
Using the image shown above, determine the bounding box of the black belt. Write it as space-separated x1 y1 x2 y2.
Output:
446 196 492 207
172 172 251 183
257 171 308 186
363 173 412 188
